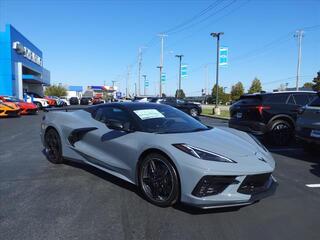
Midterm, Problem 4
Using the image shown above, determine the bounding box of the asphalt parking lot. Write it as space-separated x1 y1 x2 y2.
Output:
1 112 319 240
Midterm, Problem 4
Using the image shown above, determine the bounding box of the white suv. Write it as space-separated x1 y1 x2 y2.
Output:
25 92 49 109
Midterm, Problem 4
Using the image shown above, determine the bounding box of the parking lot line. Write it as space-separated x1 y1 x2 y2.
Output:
306 184 320 188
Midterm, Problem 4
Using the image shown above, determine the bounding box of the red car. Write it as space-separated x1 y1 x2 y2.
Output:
0 96 38 115
44 96 57 106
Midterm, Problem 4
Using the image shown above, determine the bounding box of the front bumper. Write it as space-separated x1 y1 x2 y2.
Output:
0 109 20 117
229 119 267 135
183 174 277 209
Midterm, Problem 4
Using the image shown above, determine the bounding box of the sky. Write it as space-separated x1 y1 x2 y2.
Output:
0 0 319 96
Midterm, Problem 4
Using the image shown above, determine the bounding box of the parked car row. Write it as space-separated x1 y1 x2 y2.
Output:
0 96 38 117
133 96 202 117
69 96 106 106
229 91 320 147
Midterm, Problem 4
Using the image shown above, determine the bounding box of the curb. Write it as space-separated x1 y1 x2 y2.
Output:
200 114 230 121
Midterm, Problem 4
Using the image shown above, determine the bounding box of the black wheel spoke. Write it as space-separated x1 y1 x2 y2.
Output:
141 157 174 203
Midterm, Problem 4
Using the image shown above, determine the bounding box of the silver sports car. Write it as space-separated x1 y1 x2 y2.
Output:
41 103 277 208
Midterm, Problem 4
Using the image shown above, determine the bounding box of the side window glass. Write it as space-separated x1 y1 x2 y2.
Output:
94 107 131 126
293 94 310 106
287 95 295 105
310 97 320 107
264 94 289 104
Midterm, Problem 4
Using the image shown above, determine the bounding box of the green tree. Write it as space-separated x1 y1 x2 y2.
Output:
303 82 314 89
175 89 185 99
44 85 67 97
312 71 320 92
248 78 262 94
231 82 244 101
211 84 230 104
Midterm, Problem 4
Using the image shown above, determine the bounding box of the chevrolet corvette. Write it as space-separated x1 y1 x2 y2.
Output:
0 96 38 115
0 99 20 117
41 103 277 208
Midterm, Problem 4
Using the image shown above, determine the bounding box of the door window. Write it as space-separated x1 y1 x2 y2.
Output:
94 107 132 128
310 97 320 107
292 94 310 106
264 94 289 104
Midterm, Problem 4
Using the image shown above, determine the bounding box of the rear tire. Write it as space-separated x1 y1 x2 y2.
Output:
44 128 64 164
138 153 180 207
268 120 293 146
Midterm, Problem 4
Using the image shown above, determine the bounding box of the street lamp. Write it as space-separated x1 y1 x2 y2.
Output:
210 32 224 115
175 54 184 98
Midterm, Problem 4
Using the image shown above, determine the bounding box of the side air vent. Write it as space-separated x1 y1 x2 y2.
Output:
68 127 98 146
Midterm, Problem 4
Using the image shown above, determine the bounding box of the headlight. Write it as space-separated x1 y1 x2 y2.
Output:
248 134 268 152
172 143 236 163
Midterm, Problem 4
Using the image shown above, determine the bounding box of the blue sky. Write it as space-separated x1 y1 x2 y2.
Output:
1 0 319 96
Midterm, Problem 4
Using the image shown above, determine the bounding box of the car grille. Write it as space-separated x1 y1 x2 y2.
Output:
237 173 272 195
192 176 238 197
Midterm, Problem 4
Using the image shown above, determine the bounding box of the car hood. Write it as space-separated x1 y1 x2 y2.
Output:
167 128 259 156
155 127 274 170
18 102 37 108
0 102 19 110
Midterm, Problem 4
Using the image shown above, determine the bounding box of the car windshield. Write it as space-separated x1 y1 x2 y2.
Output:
131 104 209 134
4 97 22 102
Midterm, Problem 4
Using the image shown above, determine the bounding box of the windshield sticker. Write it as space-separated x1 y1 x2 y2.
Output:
133 109 165 120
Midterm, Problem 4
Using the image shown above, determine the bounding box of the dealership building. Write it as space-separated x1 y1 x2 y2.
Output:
0 24 50 99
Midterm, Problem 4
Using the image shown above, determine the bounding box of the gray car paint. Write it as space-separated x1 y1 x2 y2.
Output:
41 107 276 208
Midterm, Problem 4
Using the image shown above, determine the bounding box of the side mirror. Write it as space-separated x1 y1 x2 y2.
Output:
106 120 124 131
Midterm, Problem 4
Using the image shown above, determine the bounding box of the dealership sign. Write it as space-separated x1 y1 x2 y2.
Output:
12 41 43 66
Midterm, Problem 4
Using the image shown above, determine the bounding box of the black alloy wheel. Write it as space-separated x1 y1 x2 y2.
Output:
269 120 293 146
190 108 198 117
45 128 64 164
138 153 179 207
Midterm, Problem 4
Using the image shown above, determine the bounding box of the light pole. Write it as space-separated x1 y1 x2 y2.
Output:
157 66 163 96
294 30 304 91
142 75 147 95
175 54 183 98
210 32 224 115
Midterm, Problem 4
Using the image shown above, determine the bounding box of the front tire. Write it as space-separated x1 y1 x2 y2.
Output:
35 102 42 110
190 108 198 117
44 128 64 164
138 153 180 207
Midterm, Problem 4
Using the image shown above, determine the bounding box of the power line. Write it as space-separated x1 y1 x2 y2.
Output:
163 0 222 34
168 0 237 36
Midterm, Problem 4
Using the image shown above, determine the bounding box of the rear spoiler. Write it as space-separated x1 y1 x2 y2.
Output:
43 106 89 112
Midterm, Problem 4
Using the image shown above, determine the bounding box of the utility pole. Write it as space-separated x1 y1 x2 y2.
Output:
175 54 184 98
294 30 304 91
158 33 167 97
204 64 208 95
137 47 146 96
142 75 147 95
157 66 163 97
210 32 224 115
126 66 130 99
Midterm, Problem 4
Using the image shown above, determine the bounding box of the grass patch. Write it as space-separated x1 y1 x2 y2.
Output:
202 108 230 119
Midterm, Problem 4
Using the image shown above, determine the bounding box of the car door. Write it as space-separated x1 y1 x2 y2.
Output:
303 97 320 131
75 106 141 182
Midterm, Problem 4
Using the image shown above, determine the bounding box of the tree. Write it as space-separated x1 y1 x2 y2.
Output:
303 82 314 89
231 82 244 101
44 85 67 97
211 84 230 104
248 78 262 94
175 89 185 99
312 71 320 92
